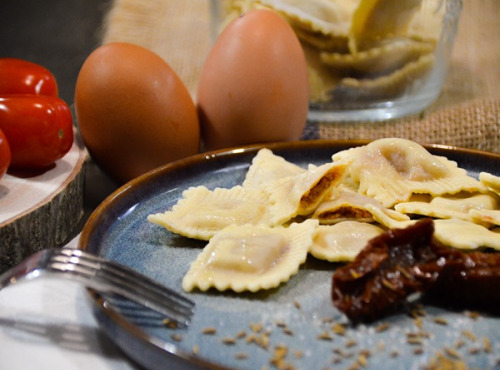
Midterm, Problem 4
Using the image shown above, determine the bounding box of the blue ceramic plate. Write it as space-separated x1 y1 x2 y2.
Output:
79 140 500 370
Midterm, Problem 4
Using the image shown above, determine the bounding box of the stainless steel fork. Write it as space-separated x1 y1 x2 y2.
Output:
0 248 195 326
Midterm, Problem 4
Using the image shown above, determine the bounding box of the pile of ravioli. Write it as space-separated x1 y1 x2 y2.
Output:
148 138 500 293
219 0 444 104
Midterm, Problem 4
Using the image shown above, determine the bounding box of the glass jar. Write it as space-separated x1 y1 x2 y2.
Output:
211 0 463 122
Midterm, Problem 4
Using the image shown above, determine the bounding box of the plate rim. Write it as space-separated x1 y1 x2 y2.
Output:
78 139 500 370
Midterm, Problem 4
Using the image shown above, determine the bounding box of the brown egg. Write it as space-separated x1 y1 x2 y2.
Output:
75 42 200 184
197 9 309 151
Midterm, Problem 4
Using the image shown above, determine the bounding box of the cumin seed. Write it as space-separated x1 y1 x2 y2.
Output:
413 348 424 355
407 337 423 346
469 347 480 355
201 327 217 335
464 311 480 320
250 321 262 333
357 353 368 367
483 337 492 353
317 331 333 341
461 330 477 342
162 318 178 328
444 347 462 359
332 323 347 336
345 338 357 348
375 322 390 333
192 345 200 355
221 337 236 345
235 352 248 360
170 333 182 342
433 317 448 325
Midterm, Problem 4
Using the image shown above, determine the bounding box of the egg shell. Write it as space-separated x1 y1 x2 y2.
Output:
197 9 309 151
75 42 200 184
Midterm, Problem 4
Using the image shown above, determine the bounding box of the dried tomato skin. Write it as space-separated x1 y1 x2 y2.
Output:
424 251 500 309
331 219 438 322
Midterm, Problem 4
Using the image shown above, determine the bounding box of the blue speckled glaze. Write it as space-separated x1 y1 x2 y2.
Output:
80 141 500 370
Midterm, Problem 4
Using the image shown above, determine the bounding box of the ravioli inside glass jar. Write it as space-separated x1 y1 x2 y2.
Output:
211 0 462 122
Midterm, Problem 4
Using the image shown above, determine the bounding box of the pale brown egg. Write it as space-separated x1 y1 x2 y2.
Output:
197 9 309 151
75 42 200 184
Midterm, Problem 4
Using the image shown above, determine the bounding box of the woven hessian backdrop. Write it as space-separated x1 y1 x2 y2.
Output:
100 0 500 153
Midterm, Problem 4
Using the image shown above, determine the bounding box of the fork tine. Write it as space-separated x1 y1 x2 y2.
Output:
58 249 194 310
49 249 194 325
48 260 193 325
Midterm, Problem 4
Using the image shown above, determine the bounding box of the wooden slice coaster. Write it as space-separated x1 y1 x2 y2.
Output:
0 131 87 272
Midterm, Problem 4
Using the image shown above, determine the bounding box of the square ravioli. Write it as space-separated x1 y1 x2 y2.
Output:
182 220 318 292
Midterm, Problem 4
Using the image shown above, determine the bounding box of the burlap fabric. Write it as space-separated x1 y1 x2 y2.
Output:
101 0 500 153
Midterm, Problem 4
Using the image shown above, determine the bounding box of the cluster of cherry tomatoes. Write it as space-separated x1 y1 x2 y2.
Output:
0 58 74 179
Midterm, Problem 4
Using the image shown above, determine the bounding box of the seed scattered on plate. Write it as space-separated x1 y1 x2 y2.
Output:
270 344 290 370
275 320 287 327
433 317 448 325
409 305 427 319
409 330 430 338
235 352 249 360
317 330 333 341
376 341 385 352
413 348 424 355
483 337 492 353
236 330 246 339
201 327 217 335
461 330 477 342
375 322 390 332
221 337 237 345
246 334 257 344
426 351 468 368
444 347 462 360
469 347 481 355
333 348 344 356
332 357 343 364
258 333 270 349
170 333 182 342
250 321 263 333
343 351 355 359
359 349 371 358
406 337 423 346
294 350 303 359
192 344 200 355
246 332 270 349
464 311 480 320
345 338 357 348
332 322 347 336
357 352 369 367
413 316 423 330
162 318 178 328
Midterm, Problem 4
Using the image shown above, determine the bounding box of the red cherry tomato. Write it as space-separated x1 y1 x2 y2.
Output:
0 58 59 97
0 95 74 169
0 128 11 178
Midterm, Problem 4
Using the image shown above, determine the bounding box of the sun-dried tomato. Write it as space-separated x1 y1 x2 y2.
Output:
331 219 500 322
